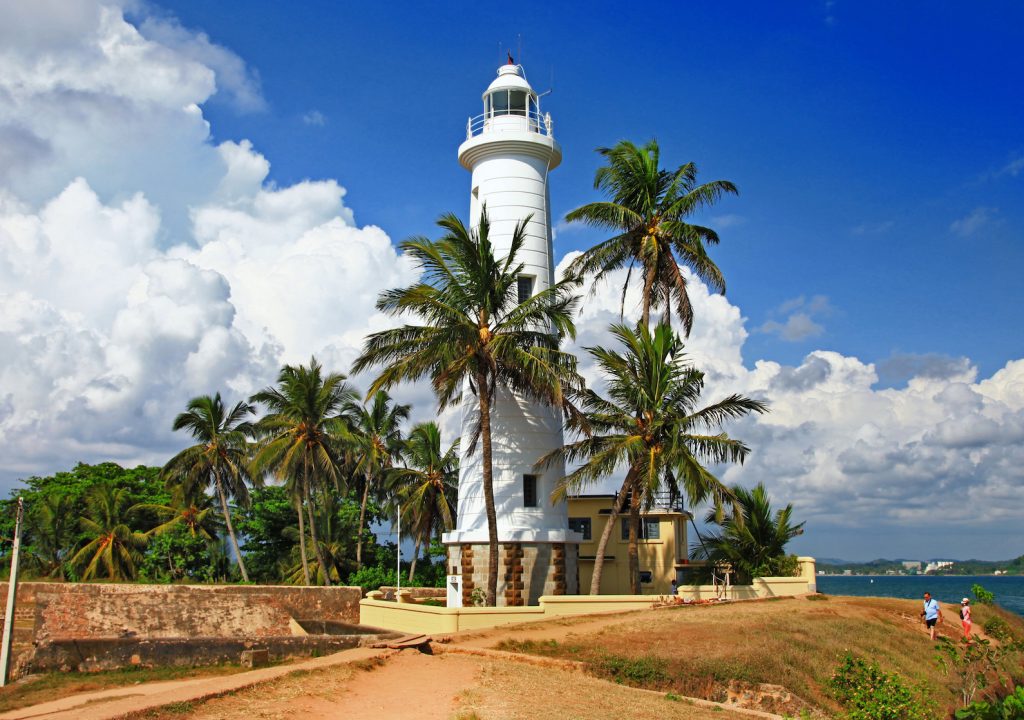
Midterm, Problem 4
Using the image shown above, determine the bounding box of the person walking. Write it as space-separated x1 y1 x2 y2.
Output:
921 592 942 641
960 598 972 641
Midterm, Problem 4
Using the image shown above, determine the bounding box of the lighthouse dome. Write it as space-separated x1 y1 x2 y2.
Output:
483 64 533 97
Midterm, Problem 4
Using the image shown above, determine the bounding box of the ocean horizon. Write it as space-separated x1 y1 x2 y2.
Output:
817 574 1024 618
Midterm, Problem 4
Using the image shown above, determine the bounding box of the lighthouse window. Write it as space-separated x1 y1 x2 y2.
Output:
509 90 527 116
523 474 538 507
517 275 534 304
491 91 509 116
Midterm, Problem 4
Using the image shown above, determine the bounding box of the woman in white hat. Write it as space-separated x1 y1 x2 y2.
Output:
960 598 972 641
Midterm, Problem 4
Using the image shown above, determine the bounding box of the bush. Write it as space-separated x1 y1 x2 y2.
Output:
830 653 931 720
596 654 669 686
956 686 1024 719
773 554 802 577
973 584 996 605
984 616 1015 642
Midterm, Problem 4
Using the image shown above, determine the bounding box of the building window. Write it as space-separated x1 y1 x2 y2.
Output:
639 571 653 584
568 517 592 541
621 517 661 540
517 275 534 304
523 474 538 507
509 90 527 116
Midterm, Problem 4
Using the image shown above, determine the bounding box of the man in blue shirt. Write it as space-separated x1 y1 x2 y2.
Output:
921 592 942 640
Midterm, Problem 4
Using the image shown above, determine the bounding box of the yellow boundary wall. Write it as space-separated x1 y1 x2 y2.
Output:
360 557 816 634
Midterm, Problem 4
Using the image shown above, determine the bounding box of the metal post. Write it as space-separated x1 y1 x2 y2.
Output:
395 504 401 599
1 497 25 686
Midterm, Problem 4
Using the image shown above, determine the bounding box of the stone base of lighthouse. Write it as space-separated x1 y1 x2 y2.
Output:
447 542 578 607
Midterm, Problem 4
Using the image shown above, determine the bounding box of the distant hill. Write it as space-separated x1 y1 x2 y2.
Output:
818 554 1024 575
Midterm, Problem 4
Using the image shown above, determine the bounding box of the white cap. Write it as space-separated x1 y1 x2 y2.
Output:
961 598 969 604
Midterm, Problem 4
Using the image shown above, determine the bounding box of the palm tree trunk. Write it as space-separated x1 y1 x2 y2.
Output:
477 372 499 607
295 493 311 586
408 536 420 583
589 475 633 594
356 470 371 571
303 461 332 586
214 472 250 582
628 482 641 594
641 266 655 328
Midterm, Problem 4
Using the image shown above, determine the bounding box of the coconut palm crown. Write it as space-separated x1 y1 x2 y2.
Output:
548 322 767 594
353 208 585 606
163 393 257 582
564 139 737 334
250 357 358 586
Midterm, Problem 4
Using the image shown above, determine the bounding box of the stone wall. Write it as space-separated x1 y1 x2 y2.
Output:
0 582 366 677
452 542 578 607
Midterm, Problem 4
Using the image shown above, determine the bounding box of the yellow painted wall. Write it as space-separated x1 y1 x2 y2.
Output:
568 496 688 596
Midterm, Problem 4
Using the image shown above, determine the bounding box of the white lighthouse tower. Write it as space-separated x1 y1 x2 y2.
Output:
443 60 580 607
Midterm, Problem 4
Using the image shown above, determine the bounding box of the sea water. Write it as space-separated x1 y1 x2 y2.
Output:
817 575 1024 618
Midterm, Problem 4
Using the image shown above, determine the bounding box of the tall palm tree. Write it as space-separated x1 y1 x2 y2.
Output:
25 492 75 579
69 484 149 581
548 323 767 594
564 139 737 333
250 357 357 586
163 393 257 582
345 390 410 571
386 422 458 582
353 209 584 606
690 482 805 583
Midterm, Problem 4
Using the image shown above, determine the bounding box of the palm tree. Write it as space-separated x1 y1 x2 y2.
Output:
23 493 75 579
69 484 149 580
163 393 258 582
250 358 358 586
345 390 410 571
386 422 458 582
548 323 767 594
690 482 805 583
134 485 222 541
564 139 737 333
353 209 584 606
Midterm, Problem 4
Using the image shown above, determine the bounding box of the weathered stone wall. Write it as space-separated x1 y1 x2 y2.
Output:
451 542 578 607
0 582 365 676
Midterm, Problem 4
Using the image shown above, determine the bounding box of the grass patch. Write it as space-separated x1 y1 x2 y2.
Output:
0 664 247 714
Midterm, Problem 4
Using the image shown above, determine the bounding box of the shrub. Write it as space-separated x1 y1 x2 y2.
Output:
973 584 996 605
773 553 802 577
596 654 669 686
830 653 931 720
984 616 1015 642
955 686 1024 719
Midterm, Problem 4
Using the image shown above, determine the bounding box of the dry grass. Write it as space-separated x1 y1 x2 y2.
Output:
0 664 251 714
492 595 1024 716
453 658 753 720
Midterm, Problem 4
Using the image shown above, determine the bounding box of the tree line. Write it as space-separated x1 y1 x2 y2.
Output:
1 140 807 603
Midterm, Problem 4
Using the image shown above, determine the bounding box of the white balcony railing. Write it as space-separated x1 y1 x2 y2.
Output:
465 109 554 140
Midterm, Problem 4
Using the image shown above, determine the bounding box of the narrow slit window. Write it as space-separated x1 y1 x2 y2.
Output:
523 474 538 507
517 275 534 304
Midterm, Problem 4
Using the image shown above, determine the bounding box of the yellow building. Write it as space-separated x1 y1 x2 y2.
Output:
567 494 694 596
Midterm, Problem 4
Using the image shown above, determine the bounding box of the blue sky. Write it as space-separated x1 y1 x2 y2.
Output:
1 1 1022 561
159 1 1024 378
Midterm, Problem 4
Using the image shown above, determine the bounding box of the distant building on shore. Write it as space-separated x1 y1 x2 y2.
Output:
902 561 922 572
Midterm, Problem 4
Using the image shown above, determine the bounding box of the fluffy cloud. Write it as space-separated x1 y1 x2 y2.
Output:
556 258 1024 538
757 294 832 341
1 1 1021 557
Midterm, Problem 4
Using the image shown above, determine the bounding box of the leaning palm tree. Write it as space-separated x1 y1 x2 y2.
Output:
386 422 458 582
24 492 75 579
690 482 805 583
163 393 257 581
353 209 584 606
250 358 358 586
134 484 222 541
69 484 149 581
548 322 767 594
345 390 410 571
564 139 737 333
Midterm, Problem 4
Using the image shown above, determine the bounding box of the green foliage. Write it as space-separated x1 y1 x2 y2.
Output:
984 616 1015 643
937 636 1018 709
596 654 670 686
974 584 996 605
235 486 299 582
138 525 227 583
691 482 804 584
956 686 1024 719
830 653 931 720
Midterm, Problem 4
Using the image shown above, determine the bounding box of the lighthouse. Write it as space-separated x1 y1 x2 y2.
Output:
442 61 580 607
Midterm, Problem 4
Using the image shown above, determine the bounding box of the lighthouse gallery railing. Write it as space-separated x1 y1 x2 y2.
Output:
465 109 554 140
